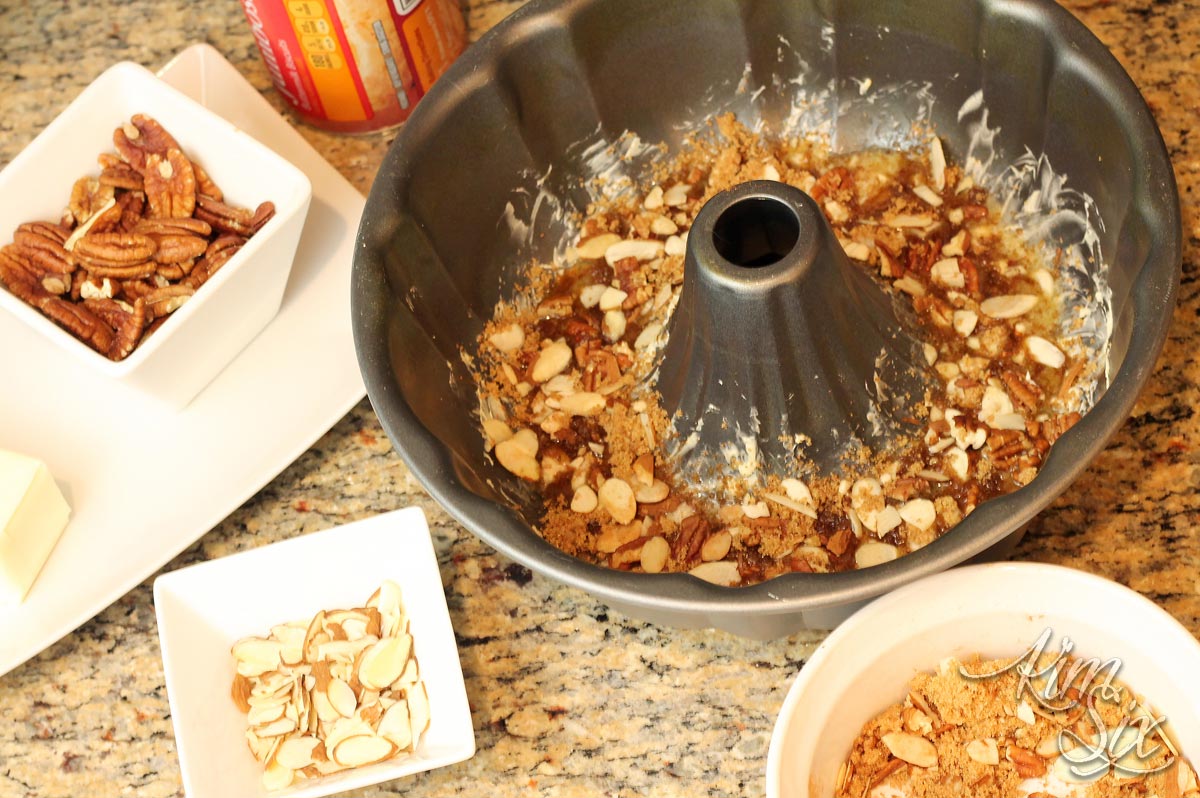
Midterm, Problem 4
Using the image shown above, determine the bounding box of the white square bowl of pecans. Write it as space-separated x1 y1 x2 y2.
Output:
153 507 475 798
765 562 1200 798
0 60 311 409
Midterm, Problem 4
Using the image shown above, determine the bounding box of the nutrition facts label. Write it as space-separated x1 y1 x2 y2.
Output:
241 0 465 132
284 0 367 121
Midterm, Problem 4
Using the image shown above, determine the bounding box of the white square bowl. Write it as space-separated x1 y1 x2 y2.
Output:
0 60 311 409
153 507 475 798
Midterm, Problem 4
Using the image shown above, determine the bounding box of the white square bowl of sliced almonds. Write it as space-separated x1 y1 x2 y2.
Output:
0 60 311 409
153 507 474 798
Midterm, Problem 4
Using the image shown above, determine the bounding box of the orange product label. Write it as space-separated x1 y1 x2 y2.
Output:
285 0 368 122
401 0 465 93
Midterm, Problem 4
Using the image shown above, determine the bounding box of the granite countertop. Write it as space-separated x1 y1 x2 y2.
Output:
0 1 1197 796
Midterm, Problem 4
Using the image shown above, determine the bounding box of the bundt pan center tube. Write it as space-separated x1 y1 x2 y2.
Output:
351 0 1180 638
659 180 926 475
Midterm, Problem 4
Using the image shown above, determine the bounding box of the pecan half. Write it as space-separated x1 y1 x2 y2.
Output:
73 232 157 267
194 194 256 235
144 284 194 319
133 217 212 237
99 162 144 191
152 234 207 264
113 114 181 171
192 160 223 201
41 296 115 354
144 149 197 219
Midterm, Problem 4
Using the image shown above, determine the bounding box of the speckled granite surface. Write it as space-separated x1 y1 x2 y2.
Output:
0 1 1197 796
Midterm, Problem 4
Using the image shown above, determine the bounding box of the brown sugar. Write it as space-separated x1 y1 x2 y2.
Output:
837 653 1198 798
472 114 1089 586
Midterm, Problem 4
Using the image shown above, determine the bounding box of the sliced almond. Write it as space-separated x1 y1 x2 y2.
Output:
700 530 732 562
378 699 413 749
640 536 670 573
602 309 627 342
662 183 690 207
598 286 628 311
488 323 525 353
980 294 1038 319
598 477 637 524
604 239 664 266
913 184 943 207
495 429 540 481
966 737 1000 765
570 485 598 513
574 232 621 260
898 498 936 531
327 678 358 718
634 321 664 351
407 681 431 741
855 541 899 569
930 257 963 288
261 761 294 791
650 215 678 236
634 479 669 504
232 638 282 677
530 340 573 382
331 735 397 768
882 731 938 768
275 735 321 771
1026 335 1065 368
558 391 606 417
358 635 412 691
688 561 740 586
952 309 978 337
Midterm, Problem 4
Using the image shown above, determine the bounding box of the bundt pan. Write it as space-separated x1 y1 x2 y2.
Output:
352 0 1180 637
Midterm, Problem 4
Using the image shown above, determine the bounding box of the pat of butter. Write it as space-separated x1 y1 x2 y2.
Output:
0 450 70 605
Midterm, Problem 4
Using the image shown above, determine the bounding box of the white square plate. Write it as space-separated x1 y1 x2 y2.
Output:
0 43 365 677
154 507 475 798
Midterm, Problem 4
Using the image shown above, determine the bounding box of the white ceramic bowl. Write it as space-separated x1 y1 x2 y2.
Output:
765 562 1200 797
153 507 475 798
0 60 311 409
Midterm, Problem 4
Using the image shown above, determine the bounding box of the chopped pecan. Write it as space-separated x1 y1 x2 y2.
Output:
1005 745 1047 778
673 515 709 564
1040 411 1081 445
1000 368 1043 412
958 255 980 294
582 349 622 392
40 274 70 295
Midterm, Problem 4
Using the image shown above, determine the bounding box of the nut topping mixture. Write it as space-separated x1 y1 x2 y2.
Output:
473 114 1088 585
0 114 275 361
836 654 1198 798
230 581 429 791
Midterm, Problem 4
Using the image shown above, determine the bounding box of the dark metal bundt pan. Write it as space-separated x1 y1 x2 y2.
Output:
352 0 1180 637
